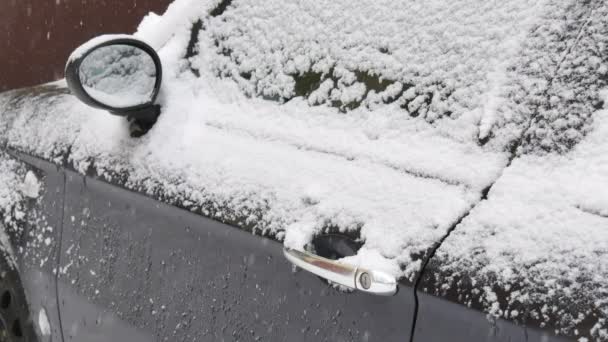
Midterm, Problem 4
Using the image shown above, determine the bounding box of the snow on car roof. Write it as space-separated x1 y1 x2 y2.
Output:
0 0 607 338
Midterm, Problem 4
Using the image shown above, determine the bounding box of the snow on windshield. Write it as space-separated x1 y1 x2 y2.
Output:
201 0 546 145
426 4 608 339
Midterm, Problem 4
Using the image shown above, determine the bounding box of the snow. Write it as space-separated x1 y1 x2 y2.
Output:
38 308 51 336
1 0 608 338
201 0 551 145
21 171 40 199
430 99 608 339
134 0 222 50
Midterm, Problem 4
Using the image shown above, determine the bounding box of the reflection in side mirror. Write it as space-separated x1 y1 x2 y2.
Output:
79 45 157 108
65 35 163 137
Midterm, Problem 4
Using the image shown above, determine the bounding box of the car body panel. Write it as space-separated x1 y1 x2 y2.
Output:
0 70 597 342
6 151 66 342
413 290 572 342
8 147 582 342
57 165 415 341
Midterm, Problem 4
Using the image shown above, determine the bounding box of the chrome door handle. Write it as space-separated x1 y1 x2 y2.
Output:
283 247 397 296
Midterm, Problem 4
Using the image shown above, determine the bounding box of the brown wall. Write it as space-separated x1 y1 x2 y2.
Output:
0 0 173 92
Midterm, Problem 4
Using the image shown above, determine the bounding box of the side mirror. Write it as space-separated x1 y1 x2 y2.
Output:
65 35 163 136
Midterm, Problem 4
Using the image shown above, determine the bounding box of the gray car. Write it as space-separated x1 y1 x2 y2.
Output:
0 0 607 341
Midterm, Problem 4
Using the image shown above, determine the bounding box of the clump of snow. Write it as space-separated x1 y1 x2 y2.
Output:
38 308 51 336
21 170 40 198
0 65 498 283
134 0 222 50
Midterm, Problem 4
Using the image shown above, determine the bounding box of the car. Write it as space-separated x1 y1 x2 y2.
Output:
0 0 607 341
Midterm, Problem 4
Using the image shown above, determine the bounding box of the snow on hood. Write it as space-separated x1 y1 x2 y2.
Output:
0 3 607 336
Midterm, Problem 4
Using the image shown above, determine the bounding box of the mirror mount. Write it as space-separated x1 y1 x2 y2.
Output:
120 104 161 137
65 35 163 137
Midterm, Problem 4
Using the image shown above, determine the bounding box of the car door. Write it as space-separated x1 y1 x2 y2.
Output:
5 151 66 342
56 166 416 341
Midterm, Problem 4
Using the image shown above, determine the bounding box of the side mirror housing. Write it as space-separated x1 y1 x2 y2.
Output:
65 35 163 136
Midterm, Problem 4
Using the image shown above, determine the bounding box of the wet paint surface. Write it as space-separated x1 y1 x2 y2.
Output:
57 169 415 341
8 152 66 342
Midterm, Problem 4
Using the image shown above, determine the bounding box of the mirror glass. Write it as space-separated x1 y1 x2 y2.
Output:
79 44 157 108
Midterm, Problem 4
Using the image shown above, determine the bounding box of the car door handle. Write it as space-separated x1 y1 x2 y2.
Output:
283 247 398 296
